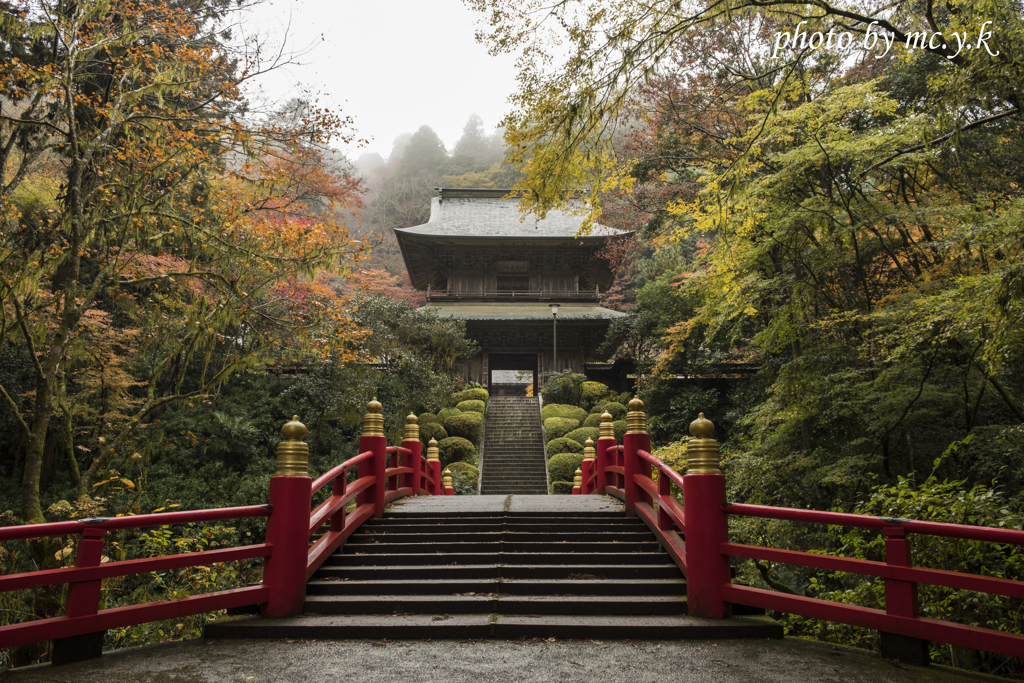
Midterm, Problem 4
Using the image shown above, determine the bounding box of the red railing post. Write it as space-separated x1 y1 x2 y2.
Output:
263 416 313 618
403 413 422 495
657 473 673 531
358 398 388 517
595 411 615 494
580 438 596 495
622 397 650 517
330 471 347 533
426 438 442 495
880 526 929 664
682 413 731 619
572 468 582 495
51 527 106 664
442 468 455 495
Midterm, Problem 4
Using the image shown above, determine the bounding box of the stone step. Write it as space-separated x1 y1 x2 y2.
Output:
347 532 652 543
303 594 688 616
311 563 683 581
322 552 673 566
307 578 686 597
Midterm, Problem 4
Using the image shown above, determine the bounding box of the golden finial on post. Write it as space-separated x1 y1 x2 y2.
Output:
583 438 596 461
686 412 721 474
599 410 615 439
573 468 583 488
426 438 440 462
403 413 419 441
626 396 647 434
362 397 384 437
442 468 453 489
274 415 309 476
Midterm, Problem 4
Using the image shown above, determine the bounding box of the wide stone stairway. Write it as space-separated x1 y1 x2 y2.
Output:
479 396 548 495
205 496 780 640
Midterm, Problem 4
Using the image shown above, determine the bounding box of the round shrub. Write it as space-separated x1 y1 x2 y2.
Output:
551 481 574 495
455 388 489 404
544 417 580 441
614 392 633 405
581 381 612 409
448 461 478 481
418 413 439 426
547 453 584 484
456 399 486 415
419 422 448 447
565 427 600 445
603 401 628 420
546 437 583 457
438 437 477 468
541 403 588 423
613 420 627 441
583 413 603 428
444 412 483 445
437 407 462 421
589 403 606 414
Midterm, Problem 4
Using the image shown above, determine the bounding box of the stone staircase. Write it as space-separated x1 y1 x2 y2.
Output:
479 396 548 495
205 505 781 640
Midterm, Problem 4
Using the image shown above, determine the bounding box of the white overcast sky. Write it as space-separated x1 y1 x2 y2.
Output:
241 0 520 162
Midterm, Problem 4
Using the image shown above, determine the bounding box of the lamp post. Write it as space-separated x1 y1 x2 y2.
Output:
549 303 559 375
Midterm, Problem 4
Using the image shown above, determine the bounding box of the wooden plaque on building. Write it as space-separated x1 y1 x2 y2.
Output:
497 260 528 273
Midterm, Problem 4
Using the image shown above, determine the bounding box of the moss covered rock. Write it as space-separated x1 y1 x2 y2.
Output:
455 388 489 404
438 437 477 468
437 407 463 422
455 399 486 415
541 403 588 423
443 412 483 445
544 417 580 441
550 481 574 495
546 437 583 457
548 453 584 484
419 422 448 447
565 427 600 445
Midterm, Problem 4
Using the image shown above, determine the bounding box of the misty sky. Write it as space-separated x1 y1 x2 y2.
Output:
245 0 519 162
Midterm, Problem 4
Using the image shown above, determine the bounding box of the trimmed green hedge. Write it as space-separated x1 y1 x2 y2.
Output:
602 401 628 420
544 417 580 441
418 413 439 425
583 413 603 428
448 461 478 481
455 388 489 404
444 412 483 445
550 481 574 495
581 381 612 409
613 420 627 441
541 403 588 423
419 422 448 447
565 427 600 445
546 437 583 456
437 407 463 421
438 437 477 468
548 453 584 484
456 399 486 415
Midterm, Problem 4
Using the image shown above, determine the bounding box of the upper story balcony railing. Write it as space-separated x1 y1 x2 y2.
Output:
424 287 600 303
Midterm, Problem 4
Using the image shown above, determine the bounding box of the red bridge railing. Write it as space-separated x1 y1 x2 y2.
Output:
573 399 1024 663
0 399 452 662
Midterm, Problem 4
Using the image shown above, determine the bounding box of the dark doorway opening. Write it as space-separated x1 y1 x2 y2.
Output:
488 353 538 397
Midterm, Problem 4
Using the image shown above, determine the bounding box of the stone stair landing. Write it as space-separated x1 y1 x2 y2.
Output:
479 396 547 495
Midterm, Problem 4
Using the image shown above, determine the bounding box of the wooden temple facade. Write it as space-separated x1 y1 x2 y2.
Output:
395 188 629 394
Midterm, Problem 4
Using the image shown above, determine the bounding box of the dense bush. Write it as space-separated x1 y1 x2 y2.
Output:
541 403 587 423
448 461 478 480
448 462 479 495
437 407 463 421
418 413 439 425
438 437 477 468
565 427 600 445
455 399 486 415
455 387 489 404
544 417 580 441
583 413 603 428
613 420 627 442
419 422 448 447
547 453 584 484
546 437 583 456
551 481 574 495
581 381 612 409
602 401 628 420
443 412 483 445
539 370 586 405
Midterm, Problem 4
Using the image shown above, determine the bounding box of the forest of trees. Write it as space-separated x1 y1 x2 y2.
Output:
2 0 1024 674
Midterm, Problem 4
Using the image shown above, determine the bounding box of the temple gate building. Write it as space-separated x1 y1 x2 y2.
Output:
395 188 629 395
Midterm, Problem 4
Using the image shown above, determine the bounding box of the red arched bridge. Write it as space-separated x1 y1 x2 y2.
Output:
1 398 1023 668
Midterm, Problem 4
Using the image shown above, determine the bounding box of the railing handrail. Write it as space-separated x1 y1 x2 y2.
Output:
310 450 374 495
0 504 273 542
636 449 685 490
